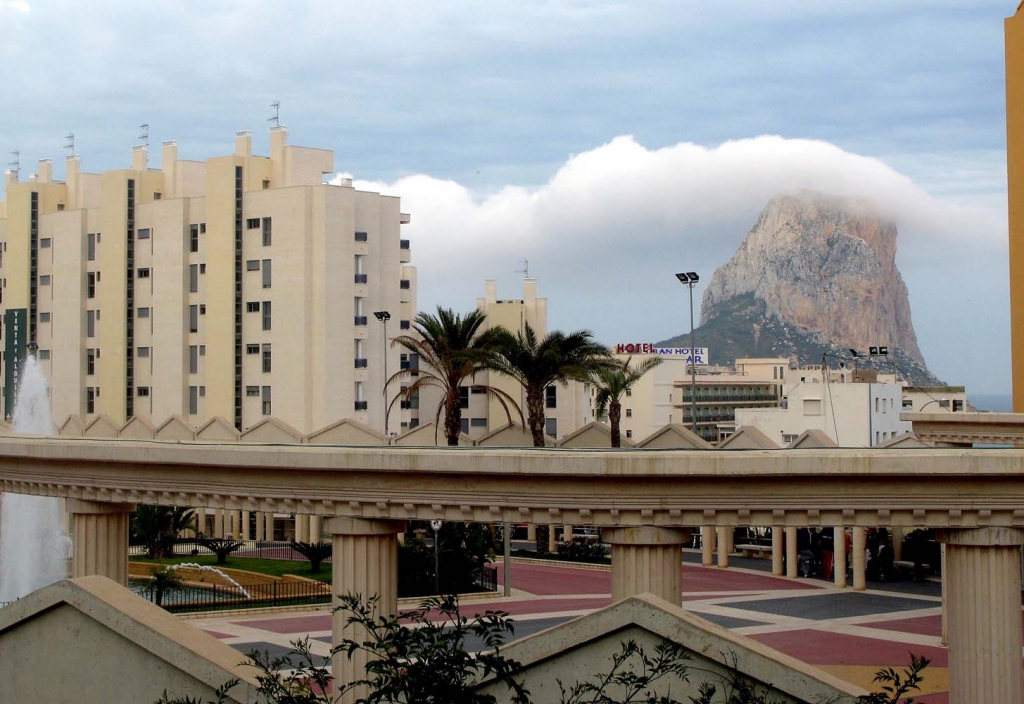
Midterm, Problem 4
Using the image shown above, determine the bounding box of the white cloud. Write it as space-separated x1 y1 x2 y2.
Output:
346 134 1009 393
0 1 30 13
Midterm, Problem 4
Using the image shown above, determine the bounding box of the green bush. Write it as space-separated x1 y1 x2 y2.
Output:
556 537 608 564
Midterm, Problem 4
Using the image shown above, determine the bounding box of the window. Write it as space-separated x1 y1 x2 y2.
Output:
87 233 96 261
246 301 260 313
545 417 558 438
199 345 205 356
545 385 557 409
626 408 633 418
86 387 96 414
189 386 199 414
262 179 270 190
246 344 259 355
262 343 271 373
189 225 199 253
246 260 260 272
471 418 487 428
86 310 96 338
86 349 96 375
39 312 50 323
803 399 823 416
40 238 51 248
262 386 271 415
137 268 150 278
262 301 271 331
400 320 410 330
137 347 150 358
199 304 206 315
626 429 632 439
199 263 206 274
38 349 50 361
471 386 486 394
137 228 150 240
189 305 198 333
56 204 65 211
262 217 272 246
782 433 798 445
400 279 410 290
189 345 199 374
138 307 150 319
189 264 199 293
87 272 96 298
355 231 368 242
137 386 150 397
40 275 50 286
262 259 271 288
247 218 260 230
625 388 632 397
153 192 161 200
246 386 259 397
459 386 469 409
199 386 205 397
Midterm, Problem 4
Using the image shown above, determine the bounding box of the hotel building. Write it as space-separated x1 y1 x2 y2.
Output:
0 128 415 434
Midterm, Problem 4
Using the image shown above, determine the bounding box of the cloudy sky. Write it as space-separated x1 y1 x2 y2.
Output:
0 1 1013 394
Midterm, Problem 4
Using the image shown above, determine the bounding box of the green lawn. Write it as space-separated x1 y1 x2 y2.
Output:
130 554 332 584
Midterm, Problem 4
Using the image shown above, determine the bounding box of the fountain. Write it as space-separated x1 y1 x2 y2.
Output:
0 354 71 602
163 563 250 598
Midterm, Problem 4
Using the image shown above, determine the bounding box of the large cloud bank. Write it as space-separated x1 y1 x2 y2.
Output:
340 135 1009 394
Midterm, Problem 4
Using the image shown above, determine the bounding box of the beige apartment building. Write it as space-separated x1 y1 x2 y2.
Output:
0 127 415 434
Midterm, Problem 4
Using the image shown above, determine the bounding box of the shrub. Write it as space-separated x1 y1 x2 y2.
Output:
556 537 608 564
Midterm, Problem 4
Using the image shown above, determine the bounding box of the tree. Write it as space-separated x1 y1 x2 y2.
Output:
489 324 612 446
291 540 333 573
196 535 244 565
131 505 197 559
592 356 663 447
149 568 185 608
388 307 522 446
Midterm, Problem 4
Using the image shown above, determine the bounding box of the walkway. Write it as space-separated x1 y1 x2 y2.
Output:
190 557 969 702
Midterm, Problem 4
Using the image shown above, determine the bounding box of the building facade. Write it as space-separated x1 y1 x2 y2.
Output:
0 128 415 434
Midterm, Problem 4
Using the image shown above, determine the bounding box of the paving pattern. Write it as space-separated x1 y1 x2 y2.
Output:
190 554 983 703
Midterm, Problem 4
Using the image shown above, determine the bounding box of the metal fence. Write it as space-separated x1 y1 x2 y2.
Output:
134 579 332 613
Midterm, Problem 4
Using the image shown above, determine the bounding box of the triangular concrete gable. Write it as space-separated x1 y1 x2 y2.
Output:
879 432 932 448
83 414 120 438
305 418 387 446
195 416 240 442
476 422 553 447
636 423 712 449
475 594 863 704
58 414 86 437
787 429 838 449
717 426 779 450
240 417 303 443
557 422 634 449
155 415 196 442
119 415 157 440
392 422 474 446
0 576 258 703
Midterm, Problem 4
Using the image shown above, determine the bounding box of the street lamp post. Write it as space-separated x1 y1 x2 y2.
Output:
676 272 700 436
374 311 391 436
430 519 442 594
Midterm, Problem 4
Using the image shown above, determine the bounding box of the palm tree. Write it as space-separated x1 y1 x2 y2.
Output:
131 505 197 559
489 323 612 447
593 356 664 447
388 307 522 446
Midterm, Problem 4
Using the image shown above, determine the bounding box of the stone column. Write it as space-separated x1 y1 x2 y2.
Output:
295 515 308 542
68 500 135 586
255 511 265 541
325 516 405 704
241 510 251 540
852 527 867 590
717 527 730 568
310 515 322 543
527 523 536 541
265 513 275 541
785 527 798 578
937 527 1024 704
601 526 686 605
547 524 557 553
214 508 225 538
563 524 573 541
701 526 715 566
834 526 847 588
771 528 784 576
940 544 948 645
229 511 239 539
193 507 206 538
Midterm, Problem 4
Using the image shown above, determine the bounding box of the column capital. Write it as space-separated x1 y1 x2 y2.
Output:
66 499 135 515
602 526 688 546
937 527 1024 547
323 516 405 536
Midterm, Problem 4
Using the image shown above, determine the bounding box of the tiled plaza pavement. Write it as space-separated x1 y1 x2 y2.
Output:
192 558 976 703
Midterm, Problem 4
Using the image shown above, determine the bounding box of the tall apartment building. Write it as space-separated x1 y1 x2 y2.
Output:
0 127 416 434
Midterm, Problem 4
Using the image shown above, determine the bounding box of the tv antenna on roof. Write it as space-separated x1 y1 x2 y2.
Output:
8 150 20 174
269 101 281 128
515 259 529 278
138 124 149 146
64 132 75 155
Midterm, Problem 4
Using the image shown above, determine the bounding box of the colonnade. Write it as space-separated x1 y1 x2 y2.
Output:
189 508 324 544
67 502 1024 703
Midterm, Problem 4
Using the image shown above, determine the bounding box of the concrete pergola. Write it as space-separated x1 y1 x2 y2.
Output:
1 438 1022 703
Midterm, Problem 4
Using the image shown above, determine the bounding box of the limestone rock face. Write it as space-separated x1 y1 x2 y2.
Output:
701 190 926 365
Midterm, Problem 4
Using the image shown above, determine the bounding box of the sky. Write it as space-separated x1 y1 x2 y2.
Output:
0 1 1014 394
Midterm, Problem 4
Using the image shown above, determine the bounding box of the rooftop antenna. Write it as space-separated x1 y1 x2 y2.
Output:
8 149 20 174
515 259 530 278
63 132 75 156
269 101 281 128
138 124 149 146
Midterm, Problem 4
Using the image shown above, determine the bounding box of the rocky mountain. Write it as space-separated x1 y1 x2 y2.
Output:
658 190 942 386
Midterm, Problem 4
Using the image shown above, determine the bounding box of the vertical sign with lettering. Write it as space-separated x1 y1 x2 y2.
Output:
4 308 27 418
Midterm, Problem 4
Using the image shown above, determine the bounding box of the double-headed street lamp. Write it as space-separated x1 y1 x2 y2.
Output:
675 272 700 436
374 311 391 436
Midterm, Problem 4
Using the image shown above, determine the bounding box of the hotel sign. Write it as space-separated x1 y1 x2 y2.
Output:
4 308 27 418
614 343 708 365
